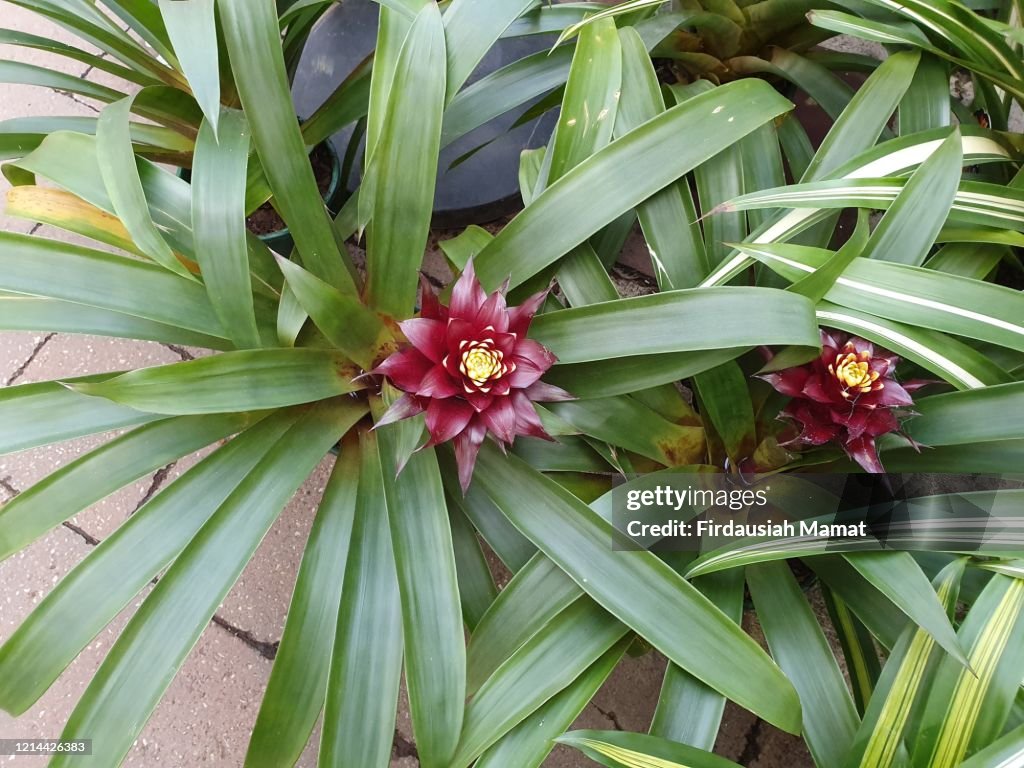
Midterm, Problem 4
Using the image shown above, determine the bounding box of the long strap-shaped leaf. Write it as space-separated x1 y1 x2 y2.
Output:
529 286 819 363
0 413 252 561
68 348 362 414
545 17 621 306
650 569 744 750
50 400 364 768
842 558 965 768
701 131 1011 287
97 96 194 280
739 243 1024 353
913 574 1024 767
473 445 803 735
474 639 629 768
442 0 535 101
557 729 744 768
319 429 404 768
364 2 447 319
0 410 296 716
0 375 157 456
0 296 230 350
719 178 1024 232
244 434 360 768
451 597 629 767
0 230 224 337
472 78 794 291
158 0 220 133
219 0 355 292
377 424 465 768
191 108 263 349
748 561 860 767
616 27 707 289
907 382 1024 446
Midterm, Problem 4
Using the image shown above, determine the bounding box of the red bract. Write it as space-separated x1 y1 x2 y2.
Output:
374 259 571 491
760 330 929 473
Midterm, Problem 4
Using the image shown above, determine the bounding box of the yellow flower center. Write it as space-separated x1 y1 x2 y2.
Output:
459 341 507 389
828 351 880 395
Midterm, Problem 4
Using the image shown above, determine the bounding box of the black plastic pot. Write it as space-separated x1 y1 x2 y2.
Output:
291 0 558 227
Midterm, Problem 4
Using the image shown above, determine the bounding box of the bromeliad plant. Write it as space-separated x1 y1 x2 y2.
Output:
1 1 1024 768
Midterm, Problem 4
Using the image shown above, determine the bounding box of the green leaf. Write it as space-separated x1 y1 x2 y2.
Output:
474 446 803 734
899 53 951 135
300 59 372 148
701 131 1012 287
529 287 819 363
219 0 355 291
275 256 389 369
442 0 535 100
784 210 869 304
443 468 535 572
0 413 251 561
441 44 575 149
245 435 359 768
958 721 1024 768
0 231 226 339
192 108 263 349
692 362 755 466
0 296 230 350
557 730 744 768
69 349 362 414
466 553 582 694
650 569 744 750
804 51 921 182
748 561 859 767
452 597 630 767
377 428 465 768
51 401 364 766
97 97 194 279
550 396 704 466
913 575 1024 767
449 502 497 633
741 244 1024 353
319 429 404 768
0 59 125 105
474 639 629 768
822 589 881 716
544 348 746 400
0 375 157 456
365 2 447 319
905 382 1024 446
0 410 298 716
0 29 160 88
845 552 968 667
473 79 794 291
616 27 707 289
864 129 963 266
844 558 964 768
158 0 220 132
545 17 621 305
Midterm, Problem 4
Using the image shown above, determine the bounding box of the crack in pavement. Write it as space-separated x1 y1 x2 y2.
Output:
392 729 419 761
63 520 101 546
130 462 175 515
0 475 21 497
593 703 625 731
162 343 195 361
211 614 279 660
5 332 56 386
738 719 764 766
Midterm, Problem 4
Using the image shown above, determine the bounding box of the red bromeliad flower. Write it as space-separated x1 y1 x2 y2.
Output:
374 259 571 491
760 330 929 473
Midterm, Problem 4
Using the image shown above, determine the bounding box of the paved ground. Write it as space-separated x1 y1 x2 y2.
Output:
0 3 839 766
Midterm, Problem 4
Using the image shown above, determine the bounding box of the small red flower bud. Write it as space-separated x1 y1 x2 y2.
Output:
759 330 929 473
373 259 571 491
